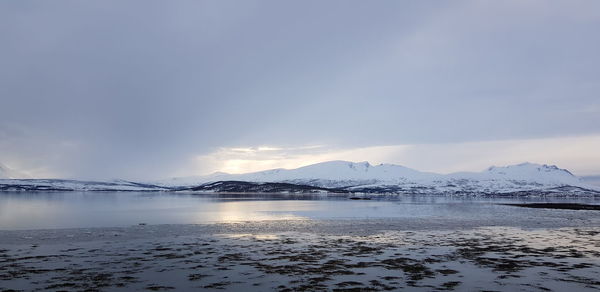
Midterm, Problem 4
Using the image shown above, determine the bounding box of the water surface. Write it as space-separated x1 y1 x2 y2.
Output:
1 192 599 230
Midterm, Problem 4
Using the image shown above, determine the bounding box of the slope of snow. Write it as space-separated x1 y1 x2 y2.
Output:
160 160 598 194
221 161 438 188
2 160 598 195
192 161 579 183
481 163 578 183
151 172 232 187
582 175 600 187
449 162 578 186
0 179 168 192
0 163 17 179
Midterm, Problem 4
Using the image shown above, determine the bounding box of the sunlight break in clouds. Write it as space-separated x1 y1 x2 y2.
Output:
187 135 600 177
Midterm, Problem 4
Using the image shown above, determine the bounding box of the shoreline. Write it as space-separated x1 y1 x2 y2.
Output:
1 220 599 291
502 203 600 210
2 213 600 245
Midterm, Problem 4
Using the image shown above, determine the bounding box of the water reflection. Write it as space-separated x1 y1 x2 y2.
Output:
0 191 599 230
206 200 307 222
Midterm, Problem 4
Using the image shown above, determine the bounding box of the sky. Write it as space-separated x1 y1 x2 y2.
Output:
1 0 599 180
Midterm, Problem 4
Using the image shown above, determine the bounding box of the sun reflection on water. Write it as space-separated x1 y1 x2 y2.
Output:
195 200 310 223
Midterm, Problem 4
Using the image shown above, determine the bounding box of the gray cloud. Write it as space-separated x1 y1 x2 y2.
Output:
1 1 599 179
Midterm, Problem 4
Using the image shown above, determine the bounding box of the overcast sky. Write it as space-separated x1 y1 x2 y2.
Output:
1 0 599 180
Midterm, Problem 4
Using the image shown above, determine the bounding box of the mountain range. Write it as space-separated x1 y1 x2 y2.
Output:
1 161 599 196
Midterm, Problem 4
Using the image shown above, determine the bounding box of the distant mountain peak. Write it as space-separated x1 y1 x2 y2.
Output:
486 162 575 178
187 160 590 191
2 160 599 195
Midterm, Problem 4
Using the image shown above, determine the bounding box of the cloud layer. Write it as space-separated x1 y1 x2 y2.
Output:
1 1 599 179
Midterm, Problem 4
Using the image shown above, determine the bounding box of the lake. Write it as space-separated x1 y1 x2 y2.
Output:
1 191 599 230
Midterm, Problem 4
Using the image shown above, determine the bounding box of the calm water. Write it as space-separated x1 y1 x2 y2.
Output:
1 192 599 230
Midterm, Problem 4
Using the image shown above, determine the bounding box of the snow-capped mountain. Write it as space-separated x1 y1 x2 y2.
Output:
233 161 437 183
162 161 599 195
188 161 579 184
0 178 170 192
184 161 438 188
1 160 599 195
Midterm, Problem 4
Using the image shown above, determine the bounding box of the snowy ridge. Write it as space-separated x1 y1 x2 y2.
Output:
164 161 599 195
238 161 437 182
1 161 599 195
0 179 168 192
